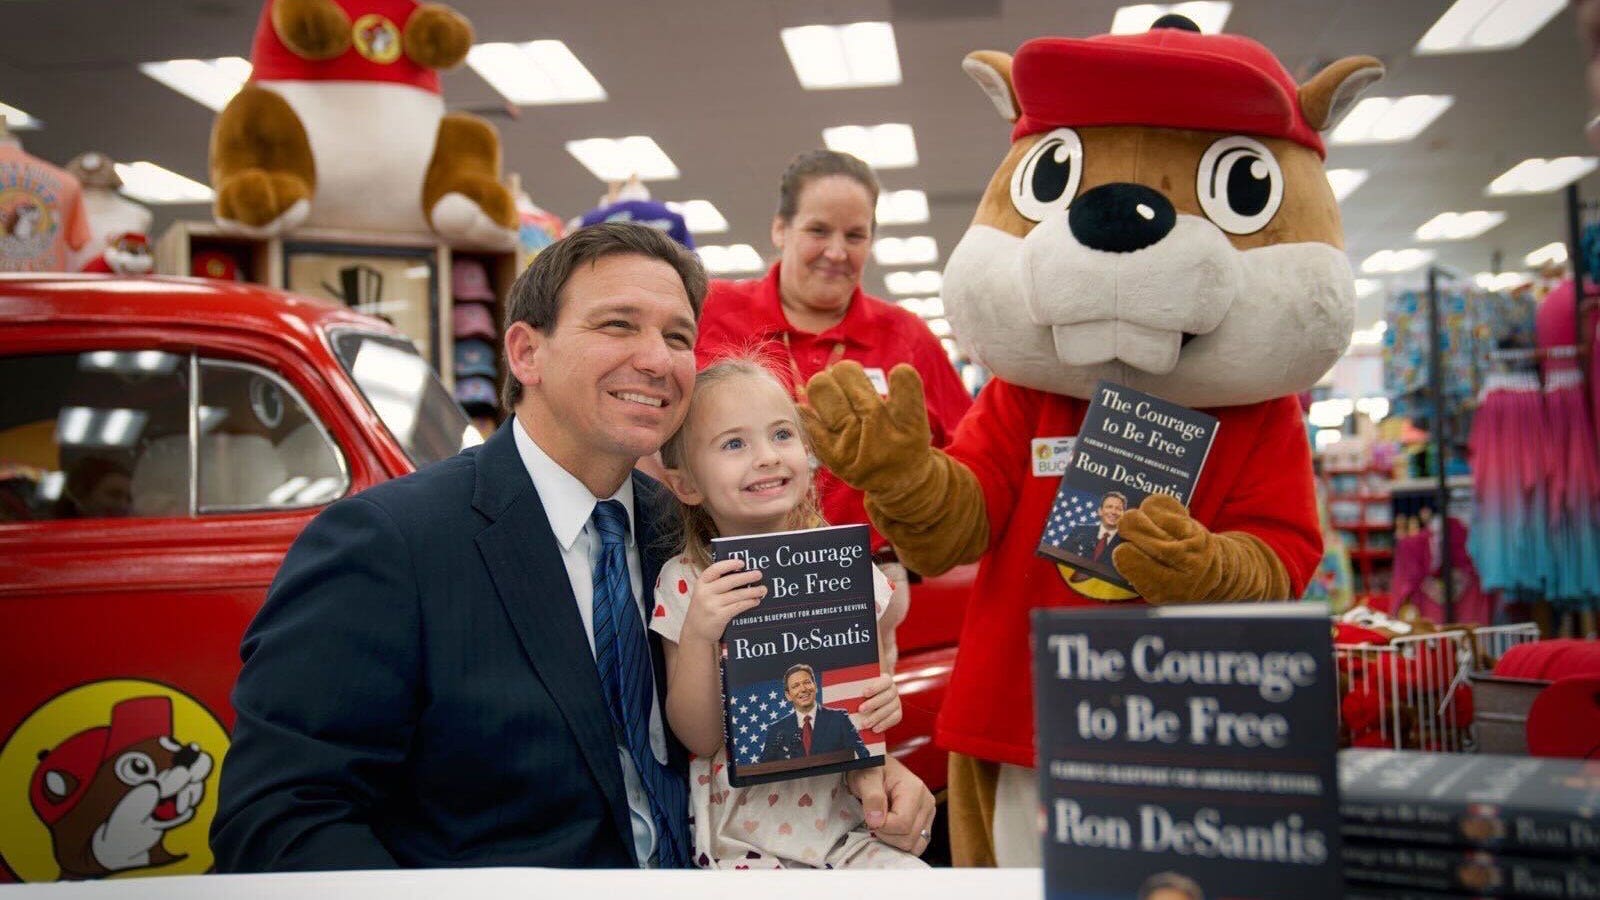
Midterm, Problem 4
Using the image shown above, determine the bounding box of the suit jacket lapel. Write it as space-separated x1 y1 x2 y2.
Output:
473 423 636 861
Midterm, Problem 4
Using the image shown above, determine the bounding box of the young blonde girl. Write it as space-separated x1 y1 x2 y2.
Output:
650 358 924 869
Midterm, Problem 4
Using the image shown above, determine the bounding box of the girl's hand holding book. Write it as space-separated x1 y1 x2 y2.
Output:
681 557 766 645
856 674 902 732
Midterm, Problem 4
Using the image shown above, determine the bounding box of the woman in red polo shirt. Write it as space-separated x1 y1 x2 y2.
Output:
694 149 973 671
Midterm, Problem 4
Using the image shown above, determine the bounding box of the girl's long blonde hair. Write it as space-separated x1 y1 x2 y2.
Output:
659 356 826 570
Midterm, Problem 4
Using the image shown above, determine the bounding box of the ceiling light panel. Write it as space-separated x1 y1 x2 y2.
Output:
1111 2 1232 34
1525 242 1567 267
564 136 679 181
466 41 606 105
139 57 252 111
0 100 42 130
885 269 943 295
1486 157 1599 196
1474 271 1531 291
1328 95 1454 146
1326 169 1369 202
822 124 918 169
1414 210 1506 241
666 200 728 234
699 244 764 274
1415 0 1566 55
114 162 214 204
1352 278 1381 300
896 296 946 318
877 189 929 225
1360 248 1435 274
873 235 938 266
780 22 901 90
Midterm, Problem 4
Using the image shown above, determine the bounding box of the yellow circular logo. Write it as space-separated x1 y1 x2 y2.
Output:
352 14 403 64
0 681 229 883
1055 562 1139 602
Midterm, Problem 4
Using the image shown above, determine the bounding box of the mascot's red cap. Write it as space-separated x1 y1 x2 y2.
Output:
29 696 175 825
1011 23 1326 157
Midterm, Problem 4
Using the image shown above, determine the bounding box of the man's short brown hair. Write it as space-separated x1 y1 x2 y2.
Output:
501 222 709 409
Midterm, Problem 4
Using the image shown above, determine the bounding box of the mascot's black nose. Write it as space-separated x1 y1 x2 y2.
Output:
1068 183 1176 253
173 745 200 769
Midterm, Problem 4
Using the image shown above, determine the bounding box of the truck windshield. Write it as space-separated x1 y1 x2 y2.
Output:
330 330 479 468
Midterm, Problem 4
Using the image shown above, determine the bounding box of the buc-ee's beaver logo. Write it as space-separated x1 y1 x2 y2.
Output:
0 681 228 882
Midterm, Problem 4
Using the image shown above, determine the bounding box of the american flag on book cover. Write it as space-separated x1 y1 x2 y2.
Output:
1043 485 1102 547
726 662 886 766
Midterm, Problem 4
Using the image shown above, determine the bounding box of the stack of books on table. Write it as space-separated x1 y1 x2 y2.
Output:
1339 750 1600 899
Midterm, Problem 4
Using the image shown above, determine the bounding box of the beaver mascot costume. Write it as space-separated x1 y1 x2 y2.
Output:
801 16 1382 866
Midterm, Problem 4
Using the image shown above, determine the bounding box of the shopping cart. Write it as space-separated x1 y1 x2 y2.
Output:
1335 619 1540 752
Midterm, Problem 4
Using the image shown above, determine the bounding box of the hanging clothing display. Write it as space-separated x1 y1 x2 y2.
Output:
0 139 91 272
1383 286 1539 422
1467 361 1600 612
1391 517 1491 625
1466 369 1551 600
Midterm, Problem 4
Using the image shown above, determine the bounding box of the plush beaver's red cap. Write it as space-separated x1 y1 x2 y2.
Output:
29 696 174 825
1011 26 1325 157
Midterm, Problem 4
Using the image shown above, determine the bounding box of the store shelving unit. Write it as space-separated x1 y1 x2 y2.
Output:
1322 462 1394 597
155 221 517 414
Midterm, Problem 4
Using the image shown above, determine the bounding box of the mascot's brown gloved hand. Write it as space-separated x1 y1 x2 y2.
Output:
802 361 988 576
1112 494 1292 604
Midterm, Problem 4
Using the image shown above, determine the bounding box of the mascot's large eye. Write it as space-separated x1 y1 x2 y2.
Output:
115 752 156 786
1010 128 1083 222
1196 136 1284 235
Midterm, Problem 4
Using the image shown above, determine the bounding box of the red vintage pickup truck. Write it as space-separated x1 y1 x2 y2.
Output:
0 275 970 883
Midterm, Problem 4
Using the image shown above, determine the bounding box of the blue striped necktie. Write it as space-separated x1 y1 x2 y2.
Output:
589 499 689 868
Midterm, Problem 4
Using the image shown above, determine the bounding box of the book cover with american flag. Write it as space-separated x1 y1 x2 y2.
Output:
712 524 884 787
1038 380 1218 596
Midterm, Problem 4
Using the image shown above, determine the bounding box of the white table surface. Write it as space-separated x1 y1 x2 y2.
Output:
1 867 1045 899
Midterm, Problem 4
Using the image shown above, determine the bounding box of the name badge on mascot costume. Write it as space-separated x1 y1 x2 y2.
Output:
801 15 1381 867
209 0 516 249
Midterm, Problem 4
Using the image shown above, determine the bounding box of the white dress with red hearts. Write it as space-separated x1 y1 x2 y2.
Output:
650 555 925 869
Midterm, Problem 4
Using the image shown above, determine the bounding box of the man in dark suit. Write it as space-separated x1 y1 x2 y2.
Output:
1065 491 1127 583
760 664 869 762
210 224 935 873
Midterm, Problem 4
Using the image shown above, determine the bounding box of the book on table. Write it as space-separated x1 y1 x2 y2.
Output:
1033 602 1342 900
1339 749 1600 857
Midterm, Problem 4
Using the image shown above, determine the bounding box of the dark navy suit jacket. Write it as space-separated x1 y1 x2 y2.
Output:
211 421 685 871
1064 523 1121 563
759 705 868 762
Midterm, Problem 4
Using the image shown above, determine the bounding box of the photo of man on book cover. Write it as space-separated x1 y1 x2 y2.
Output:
725 660 885 783
759 663 869 763
1051 490 1128 586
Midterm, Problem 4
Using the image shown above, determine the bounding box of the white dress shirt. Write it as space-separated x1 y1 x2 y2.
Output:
512 418 668 867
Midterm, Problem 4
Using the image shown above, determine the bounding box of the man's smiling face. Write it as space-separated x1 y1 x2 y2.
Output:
522 253 699 473
785 669 817 715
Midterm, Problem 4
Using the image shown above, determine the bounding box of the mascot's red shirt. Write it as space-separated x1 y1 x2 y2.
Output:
936 379 1322 768
249 0 440 93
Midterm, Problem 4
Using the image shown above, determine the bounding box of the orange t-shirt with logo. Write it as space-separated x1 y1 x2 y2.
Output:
0 144 92 273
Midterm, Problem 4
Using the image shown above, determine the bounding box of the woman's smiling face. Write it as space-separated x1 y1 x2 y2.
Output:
772 175 875 329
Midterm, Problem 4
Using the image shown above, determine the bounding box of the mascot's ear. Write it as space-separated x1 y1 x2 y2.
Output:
962 50 1019 124
271 0 353 62
1299 55 1385 132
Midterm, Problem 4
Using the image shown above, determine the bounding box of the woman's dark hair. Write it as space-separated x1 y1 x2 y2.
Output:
501 222 708 409
776 149 880 227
